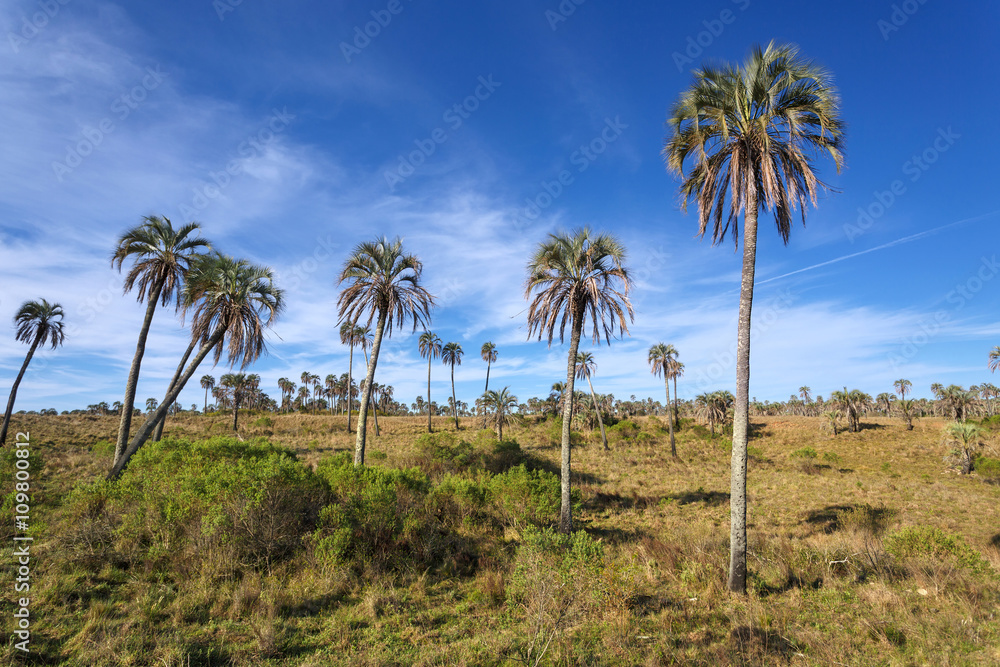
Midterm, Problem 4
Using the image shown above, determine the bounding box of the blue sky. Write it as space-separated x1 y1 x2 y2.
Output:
2 0 999 412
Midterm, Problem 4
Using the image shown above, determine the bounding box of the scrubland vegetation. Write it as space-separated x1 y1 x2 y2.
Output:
3 412 999 665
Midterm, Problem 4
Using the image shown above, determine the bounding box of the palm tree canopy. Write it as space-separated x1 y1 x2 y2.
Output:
647 342 678 378
14 299 66 349
442 341 463 366
337 236 434 335
663 42 845 247
200 375 215 390
575 351 596 380
111 215 210 307
419 331 443 360
185 254 284 368
525 227 633 346
989 347 1000 372
481 342 498 363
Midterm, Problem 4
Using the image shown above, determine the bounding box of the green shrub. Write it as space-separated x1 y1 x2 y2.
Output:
974 456 1000 481
609 420 640 440
822 451 842 464
489 464 565 530
252 416 273 428
790 446 818 459
885 526 990 575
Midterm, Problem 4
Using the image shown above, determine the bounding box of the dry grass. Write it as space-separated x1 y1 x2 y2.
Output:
2 411 999 665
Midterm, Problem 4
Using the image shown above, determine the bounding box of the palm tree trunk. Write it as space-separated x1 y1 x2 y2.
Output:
153 337 197 442
347 344 354 433
427 355 433 433
560 309 584 534
355 312 387 466
728 195 758 595
372 386 380 436
0 333 42 447
204 386 209 413
451 364 459 430
232 399 239 431
664 377 676 457
585 375 608 450
114 280 165 466
108 326 225 480
673 375 680 430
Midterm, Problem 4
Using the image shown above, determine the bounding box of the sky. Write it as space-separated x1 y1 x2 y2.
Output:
2 0 999 413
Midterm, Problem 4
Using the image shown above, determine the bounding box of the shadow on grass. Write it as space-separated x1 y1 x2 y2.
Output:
587 487 729 512
730 625 802 662
803 503 896 535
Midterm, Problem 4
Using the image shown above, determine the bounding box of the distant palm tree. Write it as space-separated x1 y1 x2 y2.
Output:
339 322 363 430
108 255 283 480
0 299 66 446
990 347 1000 373
483 387 519 441
897 399 916 431
419 331 443 433
442 342 463 429
525 227 633 533
648 343 678 457
200 375 215 413
667 358 684 429
480 342 498 423
822 410 841 436
893 378 912 400
575 351 608 450
145 397 158 413
337 237 434 465
220 372 252 431
947 421 983 474
664 42 845 595
110 216 210 466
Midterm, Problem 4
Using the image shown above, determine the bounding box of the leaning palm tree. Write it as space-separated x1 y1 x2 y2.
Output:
337 237 434 465
664 42 845 594
110 216 210 466
200 375 215 413
525 227 633 534
575 351 608 450
0 299 66 446
483 387 519 441
418 331 443 433
108 255 284 480
442 342 463 430
648 343 678 457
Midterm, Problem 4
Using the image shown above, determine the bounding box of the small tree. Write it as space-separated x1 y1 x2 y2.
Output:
945 421 983 474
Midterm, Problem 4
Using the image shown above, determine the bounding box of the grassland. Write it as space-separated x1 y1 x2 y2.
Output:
2 411 999 665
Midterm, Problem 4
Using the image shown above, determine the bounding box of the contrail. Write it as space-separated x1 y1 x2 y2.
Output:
756 210 1000 286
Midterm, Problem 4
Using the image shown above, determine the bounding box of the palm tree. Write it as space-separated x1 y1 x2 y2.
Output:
220 372 252 431
947 421 983 474
989 346 1000 374
145 397 158 413
668 358 684 429
418 331 443 433
339 322 364 431
0 299 66 446
575 351 608 450
876 392 896 416
897 398 916 431
525 227 633 533
480 342 498 422
483 387 519 441
108 255 284 480
337 237 434 465
822 410 841 436
664 42 845 594
893 378 912 400
110 216 210 466
648 343 678 457
200 375 215 413
442 342 463 430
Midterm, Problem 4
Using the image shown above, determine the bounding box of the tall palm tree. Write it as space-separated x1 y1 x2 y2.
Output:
108 255 284 480
200 375 215 413
442 342 463 430
480 342 498 422
525 227 633 533
648 343 678 457
145 397 158 413
893 378 912 400
0 299 66 446
418 331 443 433
339 322 361 430
664 42 845 594
337 236 434 465
110 216 210 466
575 351 608 450
483 387 519 440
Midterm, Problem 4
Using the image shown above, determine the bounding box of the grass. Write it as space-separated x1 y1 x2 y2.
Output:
2 411 999 665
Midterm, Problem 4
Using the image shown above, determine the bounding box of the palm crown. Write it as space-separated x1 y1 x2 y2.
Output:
664 42 845 246
111 215 210 307
14 298 66 349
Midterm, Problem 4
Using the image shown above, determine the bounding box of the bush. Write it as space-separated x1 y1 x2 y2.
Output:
974 456 1000 482
885 526 991 576
790 446 818 459
489 464 573 531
